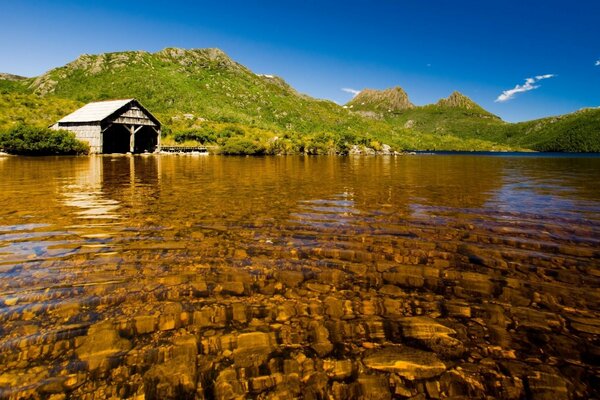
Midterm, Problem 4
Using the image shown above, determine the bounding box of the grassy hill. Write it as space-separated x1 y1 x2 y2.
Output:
0 47 598 153
351 88 600 152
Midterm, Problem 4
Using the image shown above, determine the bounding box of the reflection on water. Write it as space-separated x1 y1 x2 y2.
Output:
0 155 599 399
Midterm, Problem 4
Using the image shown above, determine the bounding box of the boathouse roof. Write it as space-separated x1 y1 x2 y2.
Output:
57 98 160 126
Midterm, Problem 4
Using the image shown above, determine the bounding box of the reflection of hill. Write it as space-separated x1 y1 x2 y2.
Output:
344 155 504 211
487 156 600 223
502 157 600 203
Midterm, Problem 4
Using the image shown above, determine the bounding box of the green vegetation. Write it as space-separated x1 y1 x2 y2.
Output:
501 109 600 152
0 47 598 154
0 125 89 155
0 91 82 132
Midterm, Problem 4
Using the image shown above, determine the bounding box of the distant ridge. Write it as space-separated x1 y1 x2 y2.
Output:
0 73 27 81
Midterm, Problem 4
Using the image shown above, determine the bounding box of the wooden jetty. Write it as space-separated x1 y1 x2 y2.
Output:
161 146 208 153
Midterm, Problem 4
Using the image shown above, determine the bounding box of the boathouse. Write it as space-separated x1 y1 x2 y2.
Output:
51 99 161 154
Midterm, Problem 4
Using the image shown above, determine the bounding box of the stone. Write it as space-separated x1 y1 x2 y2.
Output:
219 281 246 296
383 265 440 288
439 369 486 398
143 335 198 399
306 282 331 293
276 301 297 322
158 302 183 331
233 332 274 368
363 347 446 380
309 322 333 357
512 308 562 332
134 315 156 334
399 317 464 357
324 296 344 319
231 302 248 323
249 374 281 393
214 367 246 400
276 270 305 287
323 359 354 380
444 301 472 318
526 370 569 400
76 321 131 371
425 380 441 399
357 374 392 400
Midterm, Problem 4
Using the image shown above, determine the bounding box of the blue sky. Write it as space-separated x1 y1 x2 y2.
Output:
1 0 599 122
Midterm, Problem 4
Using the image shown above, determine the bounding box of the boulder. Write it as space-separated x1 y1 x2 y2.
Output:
399 317 464 357
363 346 446 380
232 332 274 368
76 321 131 371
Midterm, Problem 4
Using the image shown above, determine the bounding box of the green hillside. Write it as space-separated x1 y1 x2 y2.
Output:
502 108 600 152
0 47 598 153
352 89 600 152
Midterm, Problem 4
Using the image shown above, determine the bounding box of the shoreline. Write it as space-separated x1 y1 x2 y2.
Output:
2 151 600 158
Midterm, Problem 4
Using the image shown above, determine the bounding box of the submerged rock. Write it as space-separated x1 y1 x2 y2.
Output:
363 346 446 380
399 316 465 357
232 331 274 368
75 321 131 371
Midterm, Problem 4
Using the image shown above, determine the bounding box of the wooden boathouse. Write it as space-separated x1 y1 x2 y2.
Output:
51 99 161 154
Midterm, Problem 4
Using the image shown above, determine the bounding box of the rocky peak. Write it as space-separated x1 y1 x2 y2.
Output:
155 47 240 70
436 91 479 109
346 86 414 113
435 91 500 119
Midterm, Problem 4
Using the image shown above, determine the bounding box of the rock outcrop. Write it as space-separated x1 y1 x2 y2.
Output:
346 86 414 113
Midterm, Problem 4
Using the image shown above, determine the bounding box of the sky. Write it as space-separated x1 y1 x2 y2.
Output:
1 0 599 122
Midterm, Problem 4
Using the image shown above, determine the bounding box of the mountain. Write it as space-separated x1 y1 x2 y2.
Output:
436 91 497 117
1 47 598 152
0 73 27 81
346 87 414 114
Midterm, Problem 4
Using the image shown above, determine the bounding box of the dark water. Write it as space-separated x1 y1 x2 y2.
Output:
0 155 598 399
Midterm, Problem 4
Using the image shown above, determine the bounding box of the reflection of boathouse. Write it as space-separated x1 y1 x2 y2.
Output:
51 99 161 154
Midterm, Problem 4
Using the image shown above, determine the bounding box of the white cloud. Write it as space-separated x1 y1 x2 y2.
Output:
342 88 361 97
595 60 600 66
495 74 556 103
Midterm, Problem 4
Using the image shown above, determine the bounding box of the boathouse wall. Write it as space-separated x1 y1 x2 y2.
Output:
52 122 103 154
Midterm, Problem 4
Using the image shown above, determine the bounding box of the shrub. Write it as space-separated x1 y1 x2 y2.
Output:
220 137 265 155
173 128 217 144
0 124 89 155
219 125 246 138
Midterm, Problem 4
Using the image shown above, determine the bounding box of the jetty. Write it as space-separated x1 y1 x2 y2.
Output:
161 146 208 154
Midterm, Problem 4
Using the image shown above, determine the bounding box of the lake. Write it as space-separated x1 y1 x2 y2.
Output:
0 154 598 399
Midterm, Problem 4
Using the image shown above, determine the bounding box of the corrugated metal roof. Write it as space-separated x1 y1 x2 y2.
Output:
57 99 134 123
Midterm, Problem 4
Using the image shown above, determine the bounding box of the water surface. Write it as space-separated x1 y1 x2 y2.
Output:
0 155 598 399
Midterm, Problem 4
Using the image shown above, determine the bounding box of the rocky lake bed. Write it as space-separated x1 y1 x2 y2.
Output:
0 155 598 399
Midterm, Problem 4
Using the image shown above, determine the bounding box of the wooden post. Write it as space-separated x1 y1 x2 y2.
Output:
129 125 143 153
157 128 161 152
129 125 135 153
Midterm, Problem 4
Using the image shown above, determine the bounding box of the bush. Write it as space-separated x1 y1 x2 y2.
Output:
220 137 265 155
219 125 246 138
173 128 216 144
0 124 89 155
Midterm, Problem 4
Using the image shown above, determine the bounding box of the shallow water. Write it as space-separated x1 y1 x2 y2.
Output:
0 155 598 399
